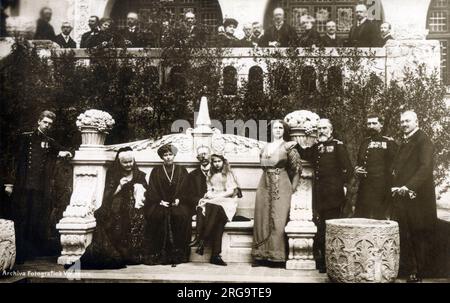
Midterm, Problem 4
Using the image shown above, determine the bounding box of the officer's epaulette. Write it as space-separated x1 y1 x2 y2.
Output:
332 139 344 145
284 141 298 150
382 136 395 141
21 131 33 136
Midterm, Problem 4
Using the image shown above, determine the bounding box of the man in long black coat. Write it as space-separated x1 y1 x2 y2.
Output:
34 7 56 41
354 114 397 219
391 111 437 282
347 4 379 47
5 111 72 264
260 7 298 47
299 119 353 273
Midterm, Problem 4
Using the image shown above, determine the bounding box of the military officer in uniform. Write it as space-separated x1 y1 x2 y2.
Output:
299 119 353 273
354 114 397 219
5 111 72 264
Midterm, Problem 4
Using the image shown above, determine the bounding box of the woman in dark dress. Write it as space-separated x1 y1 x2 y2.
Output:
80 147 148 269
144 144 191 266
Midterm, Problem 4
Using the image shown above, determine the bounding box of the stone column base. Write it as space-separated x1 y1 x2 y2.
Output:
285 220 317 270
56 219 96 265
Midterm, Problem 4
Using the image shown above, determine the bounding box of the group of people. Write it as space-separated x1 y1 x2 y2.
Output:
34 4 392 49
3 109 437 283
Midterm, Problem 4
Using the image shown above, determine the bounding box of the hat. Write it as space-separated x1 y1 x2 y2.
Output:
223 18 238 28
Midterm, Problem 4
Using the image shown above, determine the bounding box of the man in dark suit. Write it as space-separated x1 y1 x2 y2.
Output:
377 22 394 47
251 22 264 47
80 15 100 48
184 12 207 47
5 111 73 264
354 114 397 219
299 119 353 273
298 15 322 47
321 21 343 47
391 111 437 283
121 12 149 48
347 4 379 47
54 22 76 48
260 7 298 47
239 23 254 47
34 7 55 41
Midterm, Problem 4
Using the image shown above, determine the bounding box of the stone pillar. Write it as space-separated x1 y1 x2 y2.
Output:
56 109 115 265
73 0 92 47
284 110 320 270
380 0 432 40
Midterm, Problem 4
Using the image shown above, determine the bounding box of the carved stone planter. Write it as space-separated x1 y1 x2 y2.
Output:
326 219 399 283
0 219 16 272
80 127 107 146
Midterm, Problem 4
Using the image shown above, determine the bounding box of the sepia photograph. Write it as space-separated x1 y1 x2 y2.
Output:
0 0 449 290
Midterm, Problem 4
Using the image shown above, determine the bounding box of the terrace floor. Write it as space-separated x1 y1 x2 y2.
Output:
1 257 449 283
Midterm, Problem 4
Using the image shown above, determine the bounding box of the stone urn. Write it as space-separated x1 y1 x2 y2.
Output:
326 218 399 283
0 219 16 272
284 110 320 148
76 109 115 147
80 127 108 146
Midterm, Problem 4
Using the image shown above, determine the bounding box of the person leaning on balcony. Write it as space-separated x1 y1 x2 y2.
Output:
5 110 73 264
184 11 207 47
80 15 101 48
347 4 380 47
34 7 56 41
251 22 264 47
217 18 240 47
96 17 124 48
120 12 150 48
321 21 343 47
54 22 76 48
298 119 353 273
259 7 298 47
390 111 437 283
239 23 254 47
298 15 322 47
376 22 394 47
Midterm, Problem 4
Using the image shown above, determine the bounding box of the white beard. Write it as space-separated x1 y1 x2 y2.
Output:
318 135 329 142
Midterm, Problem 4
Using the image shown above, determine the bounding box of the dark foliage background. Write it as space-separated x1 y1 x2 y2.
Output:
0 25 449 221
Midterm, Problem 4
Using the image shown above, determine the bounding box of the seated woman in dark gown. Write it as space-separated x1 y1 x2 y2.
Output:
144 144 191 266
80 147 148 269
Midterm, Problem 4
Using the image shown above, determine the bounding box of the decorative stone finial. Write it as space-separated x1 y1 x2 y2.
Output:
195 96 212 132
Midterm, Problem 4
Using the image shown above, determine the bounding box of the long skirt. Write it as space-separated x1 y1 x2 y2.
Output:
251 170 292 262
144 204 191 265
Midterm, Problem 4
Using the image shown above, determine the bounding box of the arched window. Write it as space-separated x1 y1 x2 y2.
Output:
168 65 186 91
223 66 238 95
427 0 450 84
301 66 317 94
247 66 264 95
327 66 343 91
273 65 290 96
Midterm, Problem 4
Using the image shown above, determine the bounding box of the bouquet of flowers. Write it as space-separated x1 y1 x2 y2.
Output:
76 109 115 133
284 110 320 130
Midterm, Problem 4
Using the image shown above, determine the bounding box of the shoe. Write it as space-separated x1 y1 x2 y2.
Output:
195 241 204 256
318 267 327 274
251 260 262 267
210 255 227 266
406 274 422 283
